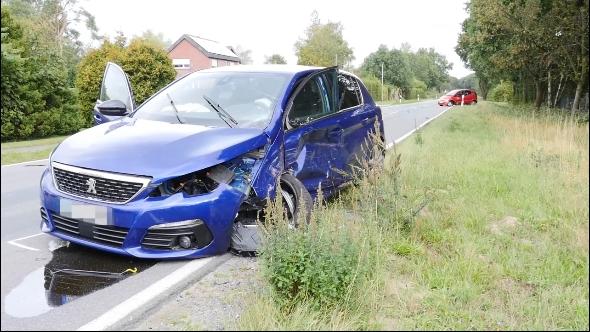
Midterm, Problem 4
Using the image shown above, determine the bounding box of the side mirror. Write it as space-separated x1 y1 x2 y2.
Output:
97 100 128 116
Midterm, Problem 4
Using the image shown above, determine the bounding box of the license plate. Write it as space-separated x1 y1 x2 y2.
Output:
59 199 108 225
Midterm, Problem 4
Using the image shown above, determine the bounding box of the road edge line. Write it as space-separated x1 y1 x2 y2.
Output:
386 106 453 150
77 257 215 331
1 158 48 167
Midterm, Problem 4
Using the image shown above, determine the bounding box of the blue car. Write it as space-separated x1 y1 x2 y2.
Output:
39 63 385 259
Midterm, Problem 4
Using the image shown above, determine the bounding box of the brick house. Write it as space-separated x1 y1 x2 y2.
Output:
167 34 241 78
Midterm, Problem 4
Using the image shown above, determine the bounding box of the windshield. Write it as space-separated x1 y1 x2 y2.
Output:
132 72 290 129
446 90 460 96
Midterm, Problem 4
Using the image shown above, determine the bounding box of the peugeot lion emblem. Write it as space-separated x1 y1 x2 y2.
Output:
86 177 97 194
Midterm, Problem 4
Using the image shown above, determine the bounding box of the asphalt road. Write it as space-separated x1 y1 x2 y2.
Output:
0 100 450 330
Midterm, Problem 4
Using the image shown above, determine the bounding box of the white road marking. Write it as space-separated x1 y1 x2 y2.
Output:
1 158 48 167
7 233 45 251
386 106 453 150
77 257 214 331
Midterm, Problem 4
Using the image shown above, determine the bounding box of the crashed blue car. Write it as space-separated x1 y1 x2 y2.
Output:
39 64 384 259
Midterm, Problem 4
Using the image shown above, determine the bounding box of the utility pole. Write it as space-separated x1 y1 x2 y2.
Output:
335 54 338 67
381 63 384 102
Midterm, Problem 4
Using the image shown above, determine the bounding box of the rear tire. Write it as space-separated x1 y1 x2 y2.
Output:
472 100 477 105
280 173 313 227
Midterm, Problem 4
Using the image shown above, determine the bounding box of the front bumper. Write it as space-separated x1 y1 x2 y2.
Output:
39 168 244 259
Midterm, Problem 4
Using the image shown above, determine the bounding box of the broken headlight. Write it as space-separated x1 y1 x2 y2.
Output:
149 147 264 198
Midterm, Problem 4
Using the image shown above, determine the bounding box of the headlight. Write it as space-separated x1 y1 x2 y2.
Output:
149 147 265 198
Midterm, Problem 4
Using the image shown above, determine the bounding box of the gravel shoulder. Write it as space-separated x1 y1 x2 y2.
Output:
125 256 260 331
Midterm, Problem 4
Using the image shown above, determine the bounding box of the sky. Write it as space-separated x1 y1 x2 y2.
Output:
82 0 473 78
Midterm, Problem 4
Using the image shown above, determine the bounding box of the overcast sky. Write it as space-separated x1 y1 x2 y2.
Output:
83 0 473 78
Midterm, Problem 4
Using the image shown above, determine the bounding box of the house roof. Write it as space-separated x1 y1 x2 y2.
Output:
168 34 240 62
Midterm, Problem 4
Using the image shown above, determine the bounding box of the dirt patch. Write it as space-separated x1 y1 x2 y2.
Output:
489 216 520 235
385 275 428 314
496 277 537 298
129 256 260 331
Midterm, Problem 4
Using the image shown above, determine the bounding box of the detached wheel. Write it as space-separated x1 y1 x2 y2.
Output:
447 101 454 107
280 173 313 228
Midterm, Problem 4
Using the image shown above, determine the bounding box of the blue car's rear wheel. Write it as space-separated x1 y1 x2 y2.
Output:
280 173 312 228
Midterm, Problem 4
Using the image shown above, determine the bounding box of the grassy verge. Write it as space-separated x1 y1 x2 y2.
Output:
238 101 589 330
1 135 67 165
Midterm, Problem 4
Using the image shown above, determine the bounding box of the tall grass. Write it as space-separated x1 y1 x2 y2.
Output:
238 102 589 330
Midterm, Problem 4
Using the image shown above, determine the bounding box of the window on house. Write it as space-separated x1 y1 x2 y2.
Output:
172 59 191 69
211 59 218 67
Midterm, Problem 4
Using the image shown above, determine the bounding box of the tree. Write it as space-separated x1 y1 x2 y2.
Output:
294 12 354 67
233 45 252 64
361 45 412 95
265 54 287 64
76 37 176 124
411 48 452 91
138 30 171 49
1 5 84 141
457 0 589 110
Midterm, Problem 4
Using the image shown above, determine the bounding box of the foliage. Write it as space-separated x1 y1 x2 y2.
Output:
120 38 177 105
1 5 85 141
75 37 176 125
489 80 514 102
264 54 287 64
295 11 354 67
75 41 125 124
457 0 589 110
137 29 171 49
361 45 412 94
362 44 452 98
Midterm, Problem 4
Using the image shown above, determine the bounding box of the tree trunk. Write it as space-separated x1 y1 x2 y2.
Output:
572 64 588 113
547 70 552 108
478 76 489 100
534 80 544 110
554 73 564 108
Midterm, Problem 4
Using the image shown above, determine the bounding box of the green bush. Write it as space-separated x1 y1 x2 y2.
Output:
408 78 427 99
261 217 363 310
490 80 513 102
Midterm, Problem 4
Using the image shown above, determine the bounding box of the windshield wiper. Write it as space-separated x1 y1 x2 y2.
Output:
202 95 238 128
166 93 184 124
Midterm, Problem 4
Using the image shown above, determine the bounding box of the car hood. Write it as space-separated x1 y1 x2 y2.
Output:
51 118 269 180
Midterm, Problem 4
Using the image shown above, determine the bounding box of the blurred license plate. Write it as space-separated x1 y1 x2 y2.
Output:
59 199 108 225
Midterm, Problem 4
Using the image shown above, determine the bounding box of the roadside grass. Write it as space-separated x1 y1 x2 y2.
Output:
0 135 67 165
238 101 588 330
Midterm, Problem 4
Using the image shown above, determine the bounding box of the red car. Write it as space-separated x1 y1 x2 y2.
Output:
438 89 478 106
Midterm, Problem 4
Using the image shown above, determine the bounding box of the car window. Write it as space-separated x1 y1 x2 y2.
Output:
337 74 361 110
289 76 328 125
100 65 133 111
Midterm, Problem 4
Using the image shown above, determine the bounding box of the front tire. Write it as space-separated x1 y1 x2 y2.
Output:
280 173 312 228
447 101 454 107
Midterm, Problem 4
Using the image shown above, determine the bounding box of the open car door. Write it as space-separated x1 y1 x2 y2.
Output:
92 62 135 125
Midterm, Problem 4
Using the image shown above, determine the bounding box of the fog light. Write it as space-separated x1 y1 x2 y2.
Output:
178 236 192 249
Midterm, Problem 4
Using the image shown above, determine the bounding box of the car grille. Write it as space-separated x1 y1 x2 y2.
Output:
51 213 129 247
142 223 213 250
52 162 150 204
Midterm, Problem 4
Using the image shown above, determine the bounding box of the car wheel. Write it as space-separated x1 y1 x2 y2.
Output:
447 101 454 107
280 173 313 228
472 100 477 105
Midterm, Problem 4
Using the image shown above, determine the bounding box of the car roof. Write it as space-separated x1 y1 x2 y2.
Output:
198 64 363 81
199 64 322 75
